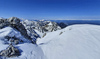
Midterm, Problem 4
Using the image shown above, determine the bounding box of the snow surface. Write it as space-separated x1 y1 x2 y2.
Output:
37 24 100 59
8 43 45 59
48 22 52 25
0 24 100 59
0 27 31 43
0 27 45 59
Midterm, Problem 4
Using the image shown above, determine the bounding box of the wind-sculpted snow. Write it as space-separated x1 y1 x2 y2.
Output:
0 27 45 59
0 17 45 59
0 17 36 44
37 24 100 59
0 44 45 59
0 27 31 44
6 43 45 59
1 17 100 59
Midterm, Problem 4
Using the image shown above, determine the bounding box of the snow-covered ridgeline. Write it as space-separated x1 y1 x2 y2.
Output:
0 17 100 59
37 24 100 59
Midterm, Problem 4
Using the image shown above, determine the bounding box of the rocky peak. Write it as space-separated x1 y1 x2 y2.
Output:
8 17 20 25
0 17 36 44
22 20 61 33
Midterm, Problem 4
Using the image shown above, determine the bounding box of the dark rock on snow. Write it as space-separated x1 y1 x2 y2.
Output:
5 36 23 45
22 20 61 33
0 17 62 58
0 44 21 57
0 17 35 44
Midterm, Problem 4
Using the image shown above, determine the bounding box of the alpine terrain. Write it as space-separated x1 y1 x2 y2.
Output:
0 17 100 59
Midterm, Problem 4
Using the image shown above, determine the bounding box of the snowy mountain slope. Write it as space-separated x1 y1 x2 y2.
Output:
0 17 37 44
0 43 45 59
0 27 45 59
21 20 61 38
0 27 31 44
1 17 100 59
7 43 45 59
37 24 100 59
0 17 62 59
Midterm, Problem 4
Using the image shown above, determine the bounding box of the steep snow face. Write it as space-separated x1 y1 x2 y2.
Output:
37 24 100 59
0 27 31 44
0 27 45 59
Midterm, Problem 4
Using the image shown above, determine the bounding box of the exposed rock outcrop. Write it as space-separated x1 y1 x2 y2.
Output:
0 17 62 44
0 17 35 44
0 18 9 28
8 17 33 43
0 44 21 57
22 20 61 33
5 36 23 45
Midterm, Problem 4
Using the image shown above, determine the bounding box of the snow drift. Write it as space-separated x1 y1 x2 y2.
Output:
0 27 31 44
0 17 100 59
0 27 45 59
37 24 100 59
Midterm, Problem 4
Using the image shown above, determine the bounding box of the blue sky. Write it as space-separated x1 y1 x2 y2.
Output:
0 0 100 20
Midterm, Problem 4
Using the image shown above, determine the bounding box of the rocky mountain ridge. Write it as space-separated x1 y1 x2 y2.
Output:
0 17 61 58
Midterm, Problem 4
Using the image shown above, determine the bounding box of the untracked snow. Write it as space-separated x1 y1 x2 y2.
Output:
0 24 100 59
0 27 45 59
37 24 100 59
8 43 45 59
0 27 31 43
